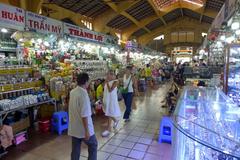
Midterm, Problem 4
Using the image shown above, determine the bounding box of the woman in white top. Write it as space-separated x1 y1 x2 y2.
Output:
102 71 121 137
122 66 138 122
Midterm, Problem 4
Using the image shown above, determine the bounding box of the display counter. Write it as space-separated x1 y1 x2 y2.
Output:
172 86 240 160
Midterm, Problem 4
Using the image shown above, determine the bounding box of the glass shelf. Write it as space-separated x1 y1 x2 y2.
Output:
173 87 240 159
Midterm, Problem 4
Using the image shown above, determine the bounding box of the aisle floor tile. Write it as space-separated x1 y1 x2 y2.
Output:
144 153 163 160
113 147 131 156
100 144 117 153
107 139 122 146
119 141 135 149
97 151 110 160
130 130 144 137
113 133 128 140
108 154 126 160
128 150 145 159
147 146 164 156
133 143 149 152
126 135 140 143
138 137 153 145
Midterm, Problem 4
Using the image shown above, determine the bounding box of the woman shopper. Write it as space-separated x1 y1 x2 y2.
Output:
122 66 138 122
102 71 121 137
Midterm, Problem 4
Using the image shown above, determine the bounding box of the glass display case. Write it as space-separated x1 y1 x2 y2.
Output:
224 45 240 106
172 87 240 160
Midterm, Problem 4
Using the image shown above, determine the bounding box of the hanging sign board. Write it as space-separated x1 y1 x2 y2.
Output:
26 11 63 35
64 23 104 43
0 3 25 30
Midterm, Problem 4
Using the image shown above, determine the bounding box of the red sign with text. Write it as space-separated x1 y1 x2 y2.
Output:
26 11 62 35
0 3 25 30
64 23 104 42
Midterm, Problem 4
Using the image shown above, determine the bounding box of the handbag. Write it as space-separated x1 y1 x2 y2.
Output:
119 76 132 94
117 90 123 101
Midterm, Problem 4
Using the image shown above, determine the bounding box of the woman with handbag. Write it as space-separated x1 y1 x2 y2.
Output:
102 71 121 137
121 66 138 122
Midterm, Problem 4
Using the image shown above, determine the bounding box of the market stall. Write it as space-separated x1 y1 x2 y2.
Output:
0 2 121 156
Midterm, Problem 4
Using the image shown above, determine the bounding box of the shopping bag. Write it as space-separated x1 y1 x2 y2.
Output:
119 86 128 94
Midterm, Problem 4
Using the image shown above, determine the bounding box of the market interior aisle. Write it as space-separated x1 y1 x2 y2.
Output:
3 83 171 160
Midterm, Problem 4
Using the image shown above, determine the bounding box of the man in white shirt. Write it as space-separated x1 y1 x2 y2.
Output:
68 73 98 160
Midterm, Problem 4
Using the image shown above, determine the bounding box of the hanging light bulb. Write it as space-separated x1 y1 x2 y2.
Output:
231 17 240 30
232 22 240 30
220 35 226 41
1 28 8 33
236 29 240 35
58 40 64 45
37 39 42 43
226 36 234 44
44 41 50 47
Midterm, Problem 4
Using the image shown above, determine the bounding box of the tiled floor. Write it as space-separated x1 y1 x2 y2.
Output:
2 84 172 160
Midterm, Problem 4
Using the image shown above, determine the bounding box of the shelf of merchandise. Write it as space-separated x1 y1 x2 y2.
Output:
172 87 240 160
0 81 42 92
0 98 56 125
74 60 108 80
224 44 240 106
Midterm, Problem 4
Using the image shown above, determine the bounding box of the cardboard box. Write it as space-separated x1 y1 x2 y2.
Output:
11 117 30 135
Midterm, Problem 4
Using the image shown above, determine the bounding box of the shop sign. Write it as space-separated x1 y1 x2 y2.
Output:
64 23 104 43
26 11 63 35
126 41 137 49
0 3 25 30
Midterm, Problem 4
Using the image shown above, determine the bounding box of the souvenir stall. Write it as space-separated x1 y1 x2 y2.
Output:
0 3 120 156
0 4 57 157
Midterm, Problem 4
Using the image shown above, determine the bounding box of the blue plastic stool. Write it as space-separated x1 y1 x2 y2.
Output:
52 111 68 135
159 116 173 144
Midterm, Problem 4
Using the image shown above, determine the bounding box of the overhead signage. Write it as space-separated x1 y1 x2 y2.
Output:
126 41 137 49
64 23 104 43
0 3 25 30
26 11 63 35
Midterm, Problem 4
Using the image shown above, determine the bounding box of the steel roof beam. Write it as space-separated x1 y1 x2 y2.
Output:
104 0 151 33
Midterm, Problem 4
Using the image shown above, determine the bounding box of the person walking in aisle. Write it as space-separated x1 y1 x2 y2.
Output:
68 73 98 160
122 66 138 122
102 70 121 137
